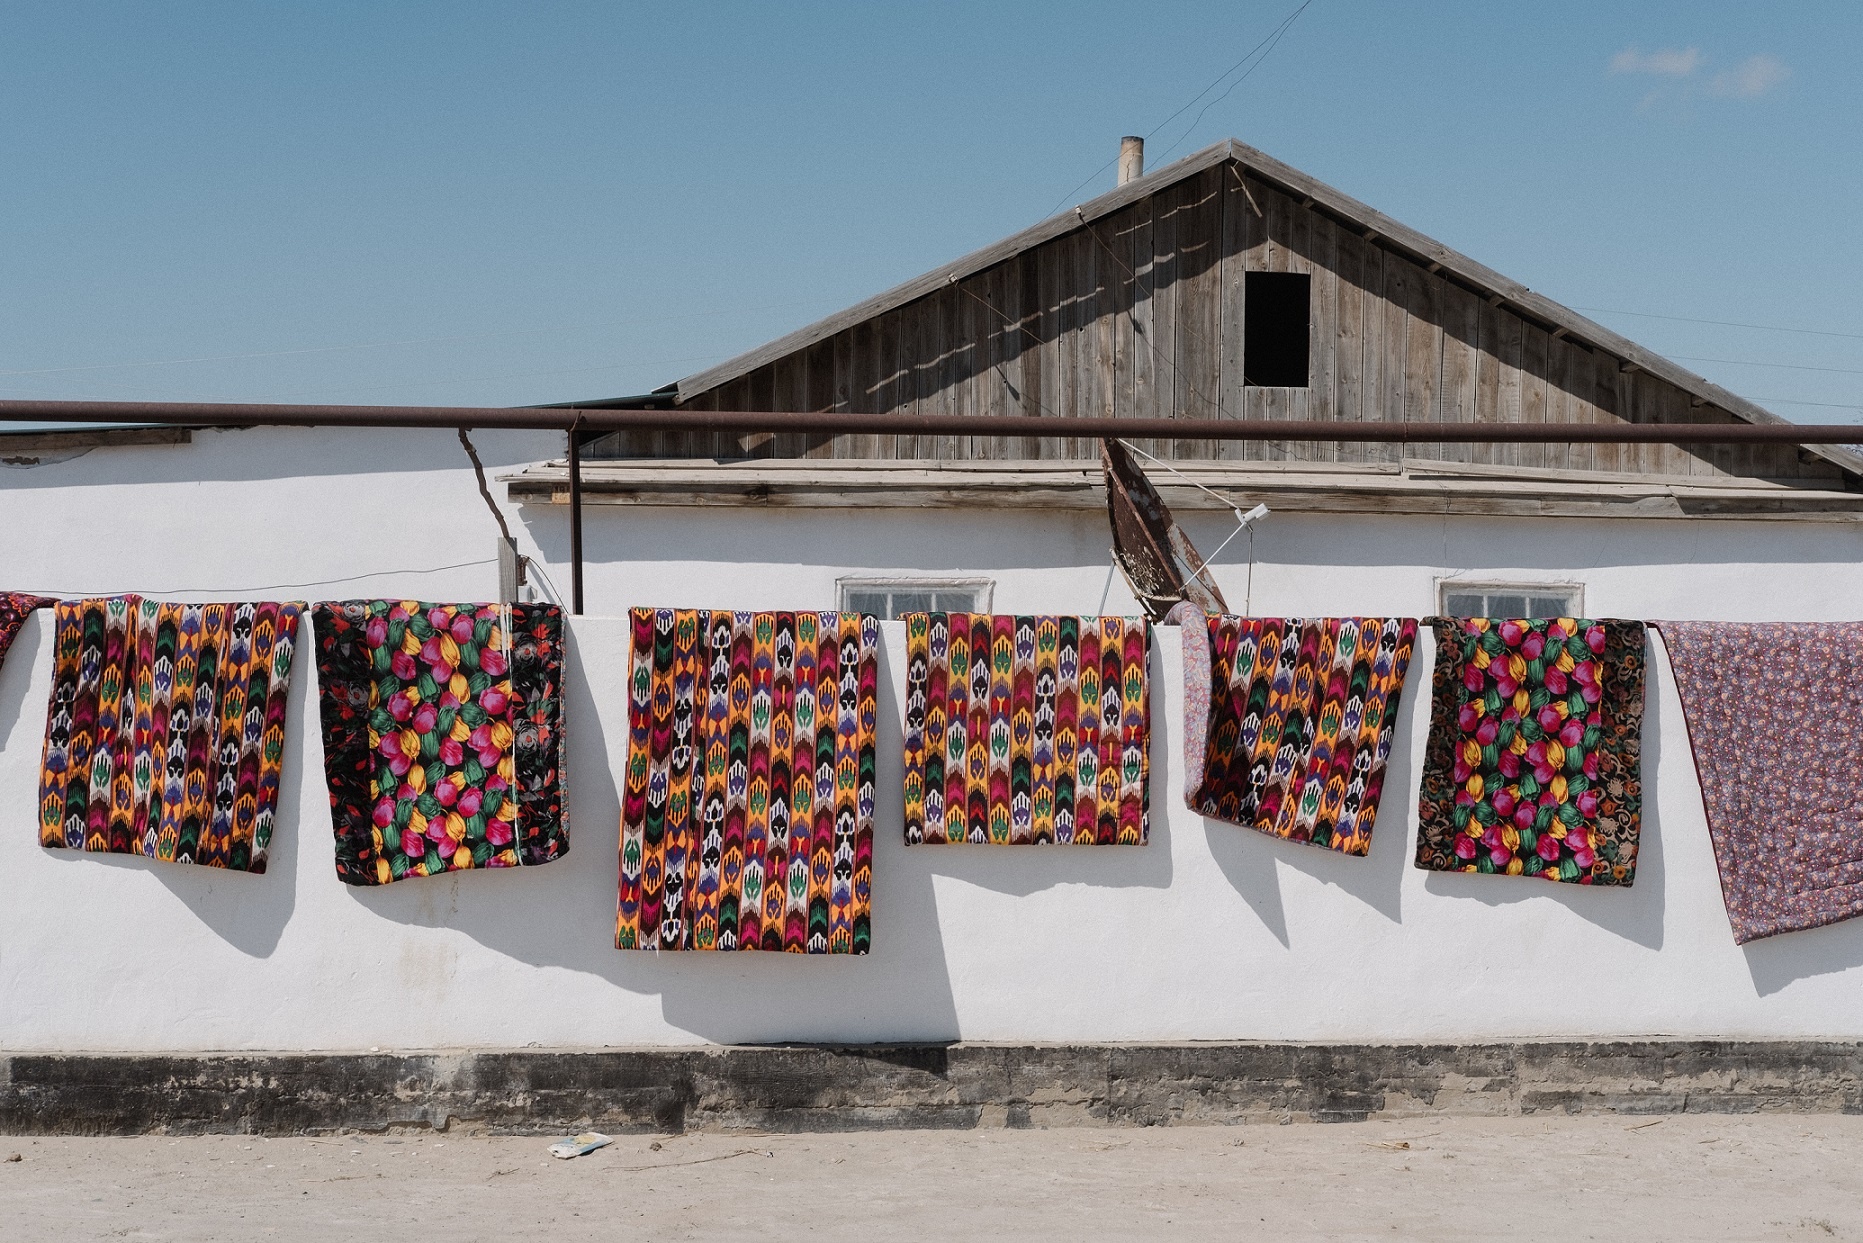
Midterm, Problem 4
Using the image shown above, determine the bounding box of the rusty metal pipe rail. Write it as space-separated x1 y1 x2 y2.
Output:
7 399 1859 616
2 400 1861 443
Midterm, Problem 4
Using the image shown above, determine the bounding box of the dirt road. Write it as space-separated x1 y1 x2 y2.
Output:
3 1115 1858 1240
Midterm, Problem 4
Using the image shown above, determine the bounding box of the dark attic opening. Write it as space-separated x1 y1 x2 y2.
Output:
1243 270 1312 387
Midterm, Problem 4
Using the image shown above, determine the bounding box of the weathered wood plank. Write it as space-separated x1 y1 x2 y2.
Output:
1073 229 1102 457
1129 195 1158 456
1151 178 1184 459
1306 212 1339 459
1216 163 1249 460
1513 318 1545 471
1474 298 1504 468
1175 168 1222 459
1333 226 1367 437
1439 278 1480 462
1016 253 1045 455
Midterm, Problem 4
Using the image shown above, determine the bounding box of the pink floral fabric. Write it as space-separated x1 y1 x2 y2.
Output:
1167 601 1212 808
1657 621 1863 943
0 594 52 671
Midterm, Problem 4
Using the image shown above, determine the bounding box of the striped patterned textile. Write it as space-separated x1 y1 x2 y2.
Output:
902 613 1151 846
1184 613 1417 857
38 596 303 872
617 608 878 954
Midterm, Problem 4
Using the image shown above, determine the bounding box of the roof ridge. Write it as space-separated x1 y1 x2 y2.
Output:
662 138 1861 477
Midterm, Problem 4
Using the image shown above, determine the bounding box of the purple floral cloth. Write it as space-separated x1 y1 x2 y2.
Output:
1657 621 1863 943
1168 602 1212 809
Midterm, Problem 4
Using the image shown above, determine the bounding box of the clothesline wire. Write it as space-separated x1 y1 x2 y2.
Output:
522 557 566 608
1113 438 1255 509
16 557 499 598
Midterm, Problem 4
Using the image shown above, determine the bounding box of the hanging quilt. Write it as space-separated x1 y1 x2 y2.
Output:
0 593 53 672
1415 618 1645 885
902 612 1150 846
1656 621 1863 943
38 596 303 872
617 608 878 953
1180 607 1416 857
312 600 567 886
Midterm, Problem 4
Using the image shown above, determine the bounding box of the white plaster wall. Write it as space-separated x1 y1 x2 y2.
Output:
1 426 1862 1051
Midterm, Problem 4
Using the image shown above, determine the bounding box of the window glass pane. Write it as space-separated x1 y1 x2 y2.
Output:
1442 592 1486 616
842 581 991 618
1529 594 1575 619
1486 594 1528 619
932 590 980 612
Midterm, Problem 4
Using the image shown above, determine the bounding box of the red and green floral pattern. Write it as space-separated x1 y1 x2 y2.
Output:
313 600 566 886
1415 617 1645 886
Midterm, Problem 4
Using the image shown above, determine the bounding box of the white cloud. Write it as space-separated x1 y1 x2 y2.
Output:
1610 45 1703 77
1710 54 1791 98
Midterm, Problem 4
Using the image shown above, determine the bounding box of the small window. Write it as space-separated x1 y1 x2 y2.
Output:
1243 271 1311 387
1440 584 1584 620
838 577 994 620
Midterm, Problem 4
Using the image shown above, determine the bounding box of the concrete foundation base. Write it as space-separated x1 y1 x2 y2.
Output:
4 1042 1861 1135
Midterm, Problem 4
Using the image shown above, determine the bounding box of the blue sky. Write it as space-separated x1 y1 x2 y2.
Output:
2 1 1858 420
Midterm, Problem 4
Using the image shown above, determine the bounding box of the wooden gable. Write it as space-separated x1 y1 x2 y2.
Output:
593 144 1853 487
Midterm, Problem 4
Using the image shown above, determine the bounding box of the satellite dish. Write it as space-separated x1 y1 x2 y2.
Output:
1100 438 1230 622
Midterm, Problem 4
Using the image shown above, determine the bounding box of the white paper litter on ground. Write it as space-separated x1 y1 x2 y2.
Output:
547 1132 613 1160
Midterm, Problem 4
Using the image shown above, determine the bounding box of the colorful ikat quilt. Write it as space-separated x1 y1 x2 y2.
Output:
902 613 1150 846
1181 608 1416 857
312 600 567 886
1657 621 1863 943
39 596 302 872
618 609 878 953
1416 617 1645 885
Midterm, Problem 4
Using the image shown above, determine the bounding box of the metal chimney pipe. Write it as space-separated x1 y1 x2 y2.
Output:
1118 136 1144 185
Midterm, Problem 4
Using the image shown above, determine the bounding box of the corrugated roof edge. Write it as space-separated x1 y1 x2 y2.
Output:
665 138 1863 480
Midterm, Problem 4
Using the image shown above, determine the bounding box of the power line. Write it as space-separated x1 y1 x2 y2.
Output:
1150 0 1316 165
1671 355 1863 377
1576 306 1863 343
1042 0 1319 218
1750 396 1863 412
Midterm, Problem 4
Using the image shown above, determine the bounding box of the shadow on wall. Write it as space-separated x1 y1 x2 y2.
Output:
27 624 309 960
1201 621 1419 946
1743 917 1863 998
1419 627 1670 952
900 638 1174 898
344 625 972 1043
1203 667 1416 946
0 617 48 757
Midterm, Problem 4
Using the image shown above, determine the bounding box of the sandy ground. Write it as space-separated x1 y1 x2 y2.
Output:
2 1116 1860 1241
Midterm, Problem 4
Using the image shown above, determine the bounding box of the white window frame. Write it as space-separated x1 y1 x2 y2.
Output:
1436 579 1586 619
836 576 995 619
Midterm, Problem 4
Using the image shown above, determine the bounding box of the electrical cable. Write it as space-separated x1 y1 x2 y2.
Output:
1042 0 1319 218
1574 307 1863 343
1670 355 1863 377
1151 0 1316 165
